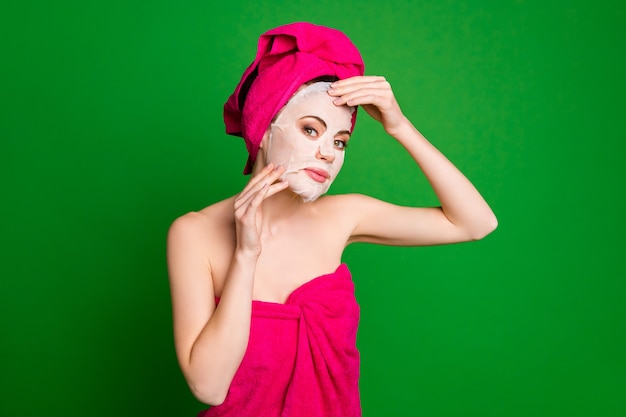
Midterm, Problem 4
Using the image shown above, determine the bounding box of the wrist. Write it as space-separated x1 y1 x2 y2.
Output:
384 115 412 138
233 247 261 264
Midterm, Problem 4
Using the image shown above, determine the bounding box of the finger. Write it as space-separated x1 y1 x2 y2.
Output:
330 84 393 106
332 89 393 107
242 163 275 193
234 185 268 252
330 78 391 93
245 184 268 215
238 177 288 212
329 77 389 95
239 165 284 202
235 176 285 216
332 79 389 92
243 183 270 220
236 180 289 224
264 180 290 199
235 165 285 209
236 181 268 220
235 164 274 205
238 177 288 226
330 76 387 88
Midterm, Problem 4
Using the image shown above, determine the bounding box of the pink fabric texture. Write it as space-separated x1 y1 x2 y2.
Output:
198 264 361 417
223 22 365 174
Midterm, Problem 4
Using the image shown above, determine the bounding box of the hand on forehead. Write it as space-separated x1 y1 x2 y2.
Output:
273 82 354 130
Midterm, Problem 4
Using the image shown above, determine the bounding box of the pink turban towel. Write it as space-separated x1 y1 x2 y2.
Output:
223 22 365 174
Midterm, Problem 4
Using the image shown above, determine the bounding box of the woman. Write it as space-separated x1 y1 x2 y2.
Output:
167 22 497 416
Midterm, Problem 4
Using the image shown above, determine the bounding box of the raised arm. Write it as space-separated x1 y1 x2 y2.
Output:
167 164 288 405
328 76 497 246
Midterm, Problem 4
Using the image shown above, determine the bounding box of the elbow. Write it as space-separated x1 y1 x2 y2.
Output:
486 213 499 236
188 379 229 406
469 214 498 241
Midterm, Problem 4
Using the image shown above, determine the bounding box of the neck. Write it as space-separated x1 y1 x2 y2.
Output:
262 187 309 236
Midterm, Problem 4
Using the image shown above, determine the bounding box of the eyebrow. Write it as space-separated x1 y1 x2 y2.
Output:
302 115 352 137
304 115 327 129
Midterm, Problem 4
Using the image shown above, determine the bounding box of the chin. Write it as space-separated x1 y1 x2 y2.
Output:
291 186 327 203
291 189 322 203
285 174 330 202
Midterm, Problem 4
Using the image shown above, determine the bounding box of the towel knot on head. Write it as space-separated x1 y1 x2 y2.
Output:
223 22 365 174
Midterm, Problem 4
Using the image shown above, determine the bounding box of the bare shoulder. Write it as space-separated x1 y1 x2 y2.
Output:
315 192 371 206
168 198 235 243
311 193 381 235
316 193 384 213
167 197 236 271
320 193 451 246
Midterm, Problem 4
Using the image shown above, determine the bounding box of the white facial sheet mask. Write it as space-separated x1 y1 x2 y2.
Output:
266 82 355 202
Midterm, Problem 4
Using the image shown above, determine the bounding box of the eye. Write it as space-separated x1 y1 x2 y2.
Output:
334 139 348 150
303 126 318 137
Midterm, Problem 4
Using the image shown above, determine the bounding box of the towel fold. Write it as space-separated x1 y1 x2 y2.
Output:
199 264 361 417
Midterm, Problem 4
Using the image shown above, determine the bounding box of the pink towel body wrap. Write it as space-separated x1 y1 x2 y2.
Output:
223 22 365 174
198 264 361 417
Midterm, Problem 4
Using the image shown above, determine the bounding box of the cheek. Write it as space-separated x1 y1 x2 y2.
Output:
266 126 294 160
331 149 346 172
268 126 319 160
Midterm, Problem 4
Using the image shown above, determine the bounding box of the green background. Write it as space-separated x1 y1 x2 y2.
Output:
2 1 625 416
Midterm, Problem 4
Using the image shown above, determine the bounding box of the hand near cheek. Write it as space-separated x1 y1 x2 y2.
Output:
233 164 289 257
328 76 407 136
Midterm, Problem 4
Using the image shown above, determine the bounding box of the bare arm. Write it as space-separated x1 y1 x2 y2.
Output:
329 76 497 245
167 164 288 405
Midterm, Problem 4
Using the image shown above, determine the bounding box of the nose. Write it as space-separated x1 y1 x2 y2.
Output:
315 146 335 162
316 142 335 162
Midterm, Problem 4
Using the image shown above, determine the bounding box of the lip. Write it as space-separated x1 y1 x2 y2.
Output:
303 167 330 183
